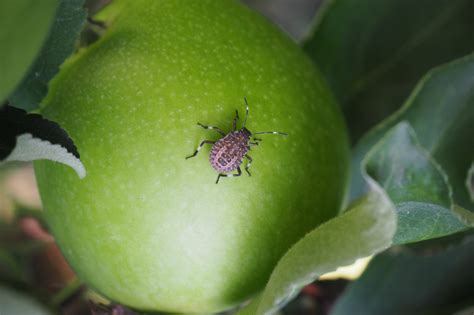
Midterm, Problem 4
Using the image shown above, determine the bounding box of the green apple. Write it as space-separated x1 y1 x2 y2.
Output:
34 0 350 313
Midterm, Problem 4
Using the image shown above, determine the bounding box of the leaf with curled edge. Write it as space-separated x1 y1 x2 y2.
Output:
351 53 474 214
0 105 85 178
364 122 470 244
237 179 397 315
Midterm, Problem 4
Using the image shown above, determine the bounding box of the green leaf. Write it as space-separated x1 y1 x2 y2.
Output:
304 0 474 139
352 54 474 214
0 0 58 103
467 163 474 202
331 235 474 315
237 183 396 314
0 286 53 315
9 0 87 111
364 122 469 244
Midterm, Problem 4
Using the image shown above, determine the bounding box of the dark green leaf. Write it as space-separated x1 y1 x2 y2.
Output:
238 185 396 314
364 122 469 244
0 0 58 103
352 54 474 214
0 105 85 178
331 236 474 315
9 0 87 111
0 286 53 315
304 0 474 140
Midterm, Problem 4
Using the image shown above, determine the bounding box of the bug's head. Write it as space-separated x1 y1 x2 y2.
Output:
241 127 252 138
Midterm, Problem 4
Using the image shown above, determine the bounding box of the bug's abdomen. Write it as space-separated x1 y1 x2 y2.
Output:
209 133 248 173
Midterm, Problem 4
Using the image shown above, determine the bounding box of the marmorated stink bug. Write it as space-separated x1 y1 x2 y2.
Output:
186 98 288 184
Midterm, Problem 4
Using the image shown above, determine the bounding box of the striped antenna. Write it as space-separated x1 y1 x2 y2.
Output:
242 97 249 128
253 131 288 136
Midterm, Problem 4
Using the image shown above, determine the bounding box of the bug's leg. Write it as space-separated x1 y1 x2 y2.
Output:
216 166 242 184
248 138 261 148
244 155 252 176
232 110 239 131
242 97 249 128
186 140 215 159
253 131 288 136
197 123 225 136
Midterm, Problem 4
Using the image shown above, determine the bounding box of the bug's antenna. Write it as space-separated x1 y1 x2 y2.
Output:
242 97 249 128
253 131 288 136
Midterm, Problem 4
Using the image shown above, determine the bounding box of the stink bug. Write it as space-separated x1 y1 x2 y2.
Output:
186 98 288 184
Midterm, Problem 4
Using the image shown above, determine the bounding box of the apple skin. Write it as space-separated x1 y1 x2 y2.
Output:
34 0 350 313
